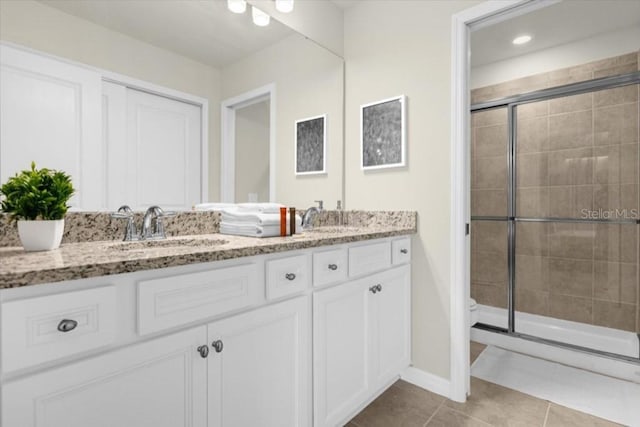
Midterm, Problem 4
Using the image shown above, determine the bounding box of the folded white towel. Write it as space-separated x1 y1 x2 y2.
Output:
221 210 300 226
220 224 287 238
220 216 302 237
236 203 285 214
194 203 237 211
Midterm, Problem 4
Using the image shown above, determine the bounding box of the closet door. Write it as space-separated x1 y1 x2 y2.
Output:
125 88 202 210
0 45 103 209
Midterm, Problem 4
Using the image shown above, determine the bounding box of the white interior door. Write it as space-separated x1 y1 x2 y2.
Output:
0 45 102 210
125 88 202 210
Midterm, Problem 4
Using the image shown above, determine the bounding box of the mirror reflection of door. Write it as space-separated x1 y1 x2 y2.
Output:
234 100 270 203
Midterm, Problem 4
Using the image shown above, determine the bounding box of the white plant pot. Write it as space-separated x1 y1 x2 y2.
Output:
17 219 65 251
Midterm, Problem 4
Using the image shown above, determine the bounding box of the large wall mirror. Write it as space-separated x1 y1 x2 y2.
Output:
0 0 344 211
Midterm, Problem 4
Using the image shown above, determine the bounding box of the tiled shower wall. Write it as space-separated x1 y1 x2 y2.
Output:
471 52 640 333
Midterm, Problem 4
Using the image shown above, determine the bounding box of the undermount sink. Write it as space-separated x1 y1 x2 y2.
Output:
304 226 365 233
107 238 228 251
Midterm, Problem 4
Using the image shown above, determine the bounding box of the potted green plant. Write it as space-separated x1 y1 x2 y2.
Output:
0 162 75 251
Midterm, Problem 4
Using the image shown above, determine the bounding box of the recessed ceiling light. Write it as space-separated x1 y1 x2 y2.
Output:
512 35 532 45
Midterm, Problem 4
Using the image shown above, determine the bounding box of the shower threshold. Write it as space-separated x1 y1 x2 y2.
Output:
471 304 640 383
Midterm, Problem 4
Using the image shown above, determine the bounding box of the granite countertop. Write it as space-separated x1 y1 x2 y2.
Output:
0 225 416 289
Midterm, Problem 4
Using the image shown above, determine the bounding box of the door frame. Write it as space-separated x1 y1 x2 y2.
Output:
449 0 560 402
220 84 276 203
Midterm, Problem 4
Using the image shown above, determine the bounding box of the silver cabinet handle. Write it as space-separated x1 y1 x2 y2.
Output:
57 319 78 333
369 286 378 294
285 273 296 281
400 248 408 254
328 264 338 271
376 284 382 292
197 345 209 358
212 340 224 353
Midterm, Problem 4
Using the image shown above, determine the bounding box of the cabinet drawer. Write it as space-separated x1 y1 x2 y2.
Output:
348 241 391 278
1 286 116 373
138 263 261 335
266 254 310 300
313 248 348 287
391 237 411 265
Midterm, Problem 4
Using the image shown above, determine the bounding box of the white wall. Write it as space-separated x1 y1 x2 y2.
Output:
221 34 344 209
235 100 270 202
344 0 480 381
0 0 222 201
471 25 640 88
247 0 344 57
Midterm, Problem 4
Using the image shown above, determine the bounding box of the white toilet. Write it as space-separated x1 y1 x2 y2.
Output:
469 298 479 327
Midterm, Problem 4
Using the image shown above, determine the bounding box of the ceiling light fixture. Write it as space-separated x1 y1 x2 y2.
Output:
275 0 294 13
512 35 532 45
227 0 247 14
252 6 270 26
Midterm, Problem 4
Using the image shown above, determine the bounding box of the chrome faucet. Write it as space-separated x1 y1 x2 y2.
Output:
141 206 174 240
110 205 139 241
111 205 175 241
302 200 324 230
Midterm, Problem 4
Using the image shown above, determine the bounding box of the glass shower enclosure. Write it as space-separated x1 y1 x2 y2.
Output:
471 71 640 361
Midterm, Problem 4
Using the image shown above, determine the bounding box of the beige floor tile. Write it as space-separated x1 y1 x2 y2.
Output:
445 377 548 427
544 403 623 427
426 406 492 427
350 381 444 427
470 341 487 365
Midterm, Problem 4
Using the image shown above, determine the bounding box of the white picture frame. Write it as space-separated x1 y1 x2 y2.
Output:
295 114 327 175
360 95 406 170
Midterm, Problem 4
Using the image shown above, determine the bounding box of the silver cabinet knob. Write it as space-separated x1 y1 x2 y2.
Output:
197 345 209 358
57 319 78 333
285 273 296 281
212 340 224 353
328 264 338 271
400 248 408 254
376 284 382 292
369 286 378 294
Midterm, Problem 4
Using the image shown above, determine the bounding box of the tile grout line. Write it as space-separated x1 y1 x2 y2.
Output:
422 399 445 426
445 405 494 427
542 402 552 427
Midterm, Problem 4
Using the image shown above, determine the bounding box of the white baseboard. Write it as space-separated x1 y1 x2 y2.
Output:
401 367 451 399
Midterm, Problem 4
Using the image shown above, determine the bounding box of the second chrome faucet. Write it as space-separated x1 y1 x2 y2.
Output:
111 205 176 241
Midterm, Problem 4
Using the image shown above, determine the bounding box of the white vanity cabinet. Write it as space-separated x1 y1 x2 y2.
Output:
313 264 411 427
2 326 209 427
207 296 311 427
0 236 412 427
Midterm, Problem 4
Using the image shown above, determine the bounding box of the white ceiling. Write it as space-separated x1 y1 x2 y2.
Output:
329 0 362 9
38 0 295 68
471 0 640 67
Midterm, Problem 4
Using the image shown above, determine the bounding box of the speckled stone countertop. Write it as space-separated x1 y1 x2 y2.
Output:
0 211 416 289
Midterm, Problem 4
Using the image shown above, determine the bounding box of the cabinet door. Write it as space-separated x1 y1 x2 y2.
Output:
370 265 411 388
2 326 208 427
208 296 311 427
0 45 103 209
313 278 371 427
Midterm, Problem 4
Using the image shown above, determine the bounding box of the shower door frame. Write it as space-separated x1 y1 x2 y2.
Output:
471 71 640 363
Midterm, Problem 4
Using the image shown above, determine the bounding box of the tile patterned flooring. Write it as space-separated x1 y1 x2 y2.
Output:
346 342 621 427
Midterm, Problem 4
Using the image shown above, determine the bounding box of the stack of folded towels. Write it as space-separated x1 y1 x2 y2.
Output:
195 203 302 238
